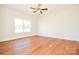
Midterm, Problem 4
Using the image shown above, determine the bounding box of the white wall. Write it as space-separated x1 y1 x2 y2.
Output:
0 4 79 42
38 5 79 41
0 5 37 41
0 5 3 38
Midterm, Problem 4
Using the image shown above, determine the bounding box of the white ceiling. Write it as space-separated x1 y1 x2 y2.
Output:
1 4 79 16
1 4 67 14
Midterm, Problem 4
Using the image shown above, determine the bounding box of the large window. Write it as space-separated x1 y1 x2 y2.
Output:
15 18 31 33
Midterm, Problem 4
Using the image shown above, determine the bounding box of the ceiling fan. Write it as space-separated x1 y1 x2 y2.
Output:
30 4 48 14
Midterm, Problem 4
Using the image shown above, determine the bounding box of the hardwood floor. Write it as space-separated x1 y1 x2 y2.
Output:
0 35 79 55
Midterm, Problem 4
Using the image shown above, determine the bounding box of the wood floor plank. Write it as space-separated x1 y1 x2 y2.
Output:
0 35 79 55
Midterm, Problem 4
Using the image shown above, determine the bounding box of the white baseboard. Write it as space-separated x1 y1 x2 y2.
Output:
1 34 79 42
38 34 79 41
0 34 35 42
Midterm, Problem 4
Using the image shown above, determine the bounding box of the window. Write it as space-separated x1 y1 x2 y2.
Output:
15 18 31 33
15 18 23 33
24 20 31 32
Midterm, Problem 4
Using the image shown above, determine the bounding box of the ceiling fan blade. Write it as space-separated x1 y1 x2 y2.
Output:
30 7 36 9
38 4 42 6
33 11 37 13
40 10 43 14
33 10 38 13
41 8 48 10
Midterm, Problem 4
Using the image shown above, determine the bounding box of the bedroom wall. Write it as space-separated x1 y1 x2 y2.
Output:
0 4 79 42
0 5 38 41
0 6 2 38
38 5 79 41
